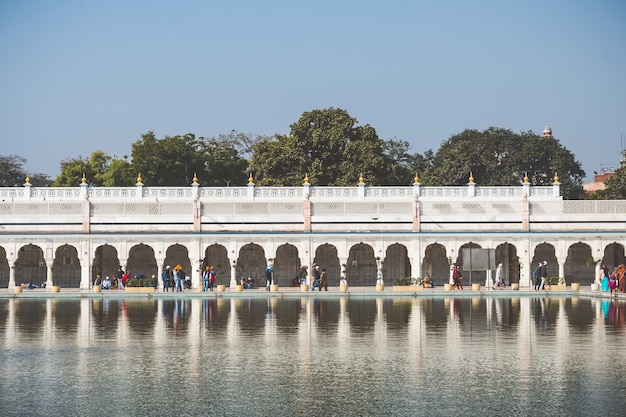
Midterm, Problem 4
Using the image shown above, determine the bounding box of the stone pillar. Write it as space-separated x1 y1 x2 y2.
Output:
558 257 566 284
8 262 16 289
521 195 529 231
157 264 164 290
303 180 311 231
230 259 238 288
412 197 421 232
46 262 53 289
80 262 90 289
136 179 144 201
303 198 311 232
339 257 348 287
24 181 32 201
467 182 476 197
357 174 366 199
193 197 201 232
553 178 561 198
247 174 255 200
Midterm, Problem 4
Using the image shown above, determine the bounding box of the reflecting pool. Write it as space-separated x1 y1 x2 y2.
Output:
1 296 625 416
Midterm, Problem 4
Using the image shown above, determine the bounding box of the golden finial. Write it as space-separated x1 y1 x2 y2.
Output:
358 173 365 185
25 174 31 185
192 172 198 185
468 172 475 184
523 172 529 184
81 173 87 185
136 173 143 185
413 173 420 185
248 172 254 184
553 172 560 184
303 173 310 185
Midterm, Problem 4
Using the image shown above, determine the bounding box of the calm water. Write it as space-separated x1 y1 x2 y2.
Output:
1 296 625 416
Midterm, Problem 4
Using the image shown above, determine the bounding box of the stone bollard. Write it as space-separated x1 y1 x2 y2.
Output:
300 284 309 292
51 285 61 293
339 283 349 292
444 283 453 291
511 283 520 290
93 286 102 293
217 284 226 292
15 286 23 294
472 283 481 291
571 283 580 291
270 284 279 292
376 283 384 292
235 284 243 292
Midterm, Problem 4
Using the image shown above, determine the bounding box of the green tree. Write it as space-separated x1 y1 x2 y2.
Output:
101 157 134 186
130 132 207 186
425 127 585 199
52 150 113 187
130 131 249 186
603 152 626 199
382 139 435 185
0 155 51 186
202 136 249 186
250 108 394 186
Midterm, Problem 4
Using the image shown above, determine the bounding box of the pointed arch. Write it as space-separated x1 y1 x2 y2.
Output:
423 243 448 284
53 244 80 287
313 243 340 286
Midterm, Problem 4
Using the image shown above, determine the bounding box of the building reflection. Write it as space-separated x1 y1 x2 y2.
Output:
1 296 625 349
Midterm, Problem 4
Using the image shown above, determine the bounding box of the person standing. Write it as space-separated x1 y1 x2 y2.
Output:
452 265 463 290
494 263 504 289
265 266 273 291
116 265 125 290
162 265 171 292
203 266 210 291
600 263 610 292
311 265 321 291
209 266 216 291
539 261 548 290
173 266 181 292
298 266 308 285
532 262 542 290
320 268 328 291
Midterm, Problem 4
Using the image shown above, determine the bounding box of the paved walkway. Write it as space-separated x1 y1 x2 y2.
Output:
1 285 624 300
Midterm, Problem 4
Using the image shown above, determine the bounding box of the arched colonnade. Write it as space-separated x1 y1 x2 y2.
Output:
1 236 624 289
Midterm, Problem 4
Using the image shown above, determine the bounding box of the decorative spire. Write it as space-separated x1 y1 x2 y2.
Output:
303 173 309 185
24 174 31 185
468 172 475 184
192 172 198 185
81 173 87 185
136 173 143 185
248 172 254 184
553 172 560 184
413 173 420 185
523 172 529 184
358 173 365 185
543 123 552 137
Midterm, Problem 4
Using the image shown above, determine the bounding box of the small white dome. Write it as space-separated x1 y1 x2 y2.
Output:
543 124 552 137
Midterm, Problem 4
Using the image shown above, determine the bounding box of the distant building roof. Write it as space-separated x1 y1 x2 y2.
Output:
584 172 614 194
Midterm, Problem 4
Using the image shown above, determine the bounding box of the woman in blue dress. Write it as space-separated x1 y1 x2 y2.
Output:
600 263 610 292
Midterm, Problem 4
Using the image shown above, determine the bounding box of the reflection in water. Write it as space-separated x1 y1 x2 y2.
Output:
1 296 626 416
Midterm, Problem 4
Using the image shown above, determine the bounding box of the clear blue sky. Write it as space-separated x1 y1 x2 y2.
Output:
1 0 624 182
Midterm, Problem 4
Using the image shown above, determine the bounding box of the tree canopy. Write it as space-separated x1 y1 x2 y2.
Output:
4 108 591 200
0 155 51 187
249 108 397 186
423 127 585 199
